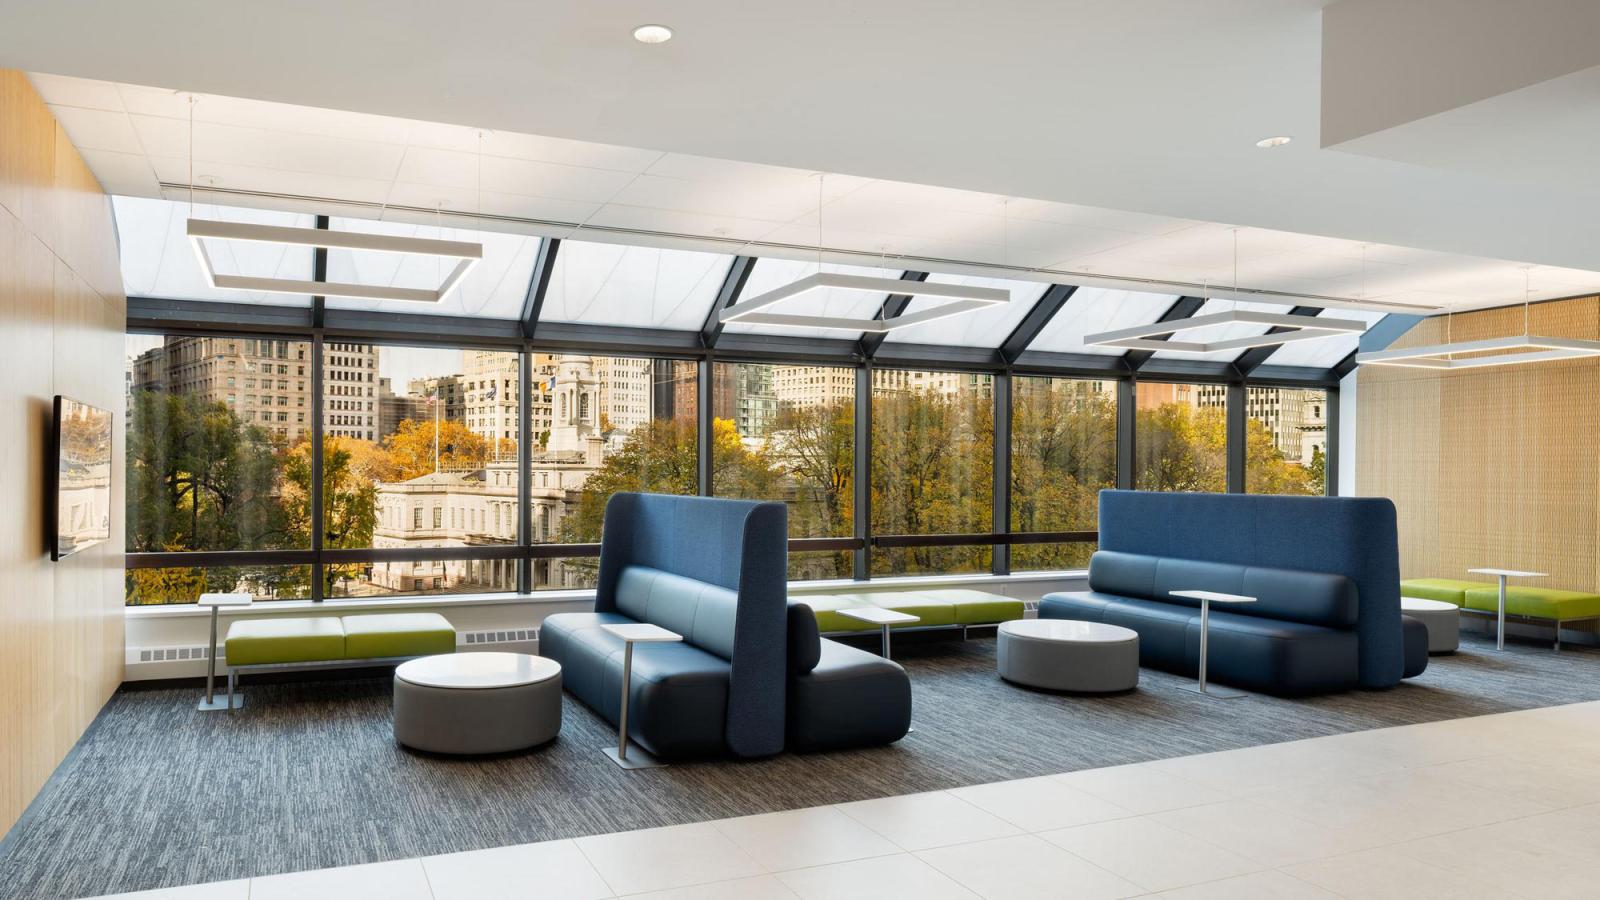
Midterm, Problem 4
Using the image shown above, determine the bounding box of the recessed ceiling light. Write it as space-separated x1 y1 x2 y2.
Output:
633 24 673 44
1255 136 1292 148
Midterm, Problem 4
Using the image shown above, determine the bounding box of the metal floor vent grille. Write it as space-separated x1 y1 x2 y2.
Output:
138 645 212 663
462 628 537 646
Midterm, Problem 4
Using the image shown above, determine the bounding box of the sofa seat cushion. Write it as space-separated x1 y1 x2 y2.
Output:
788 639 911 752
1402 578 1497 606
918 589 1025 625
538 611 731 759
225 617 344 666
341 613 456 660
1463 586 1600 621
1041 590 1360 695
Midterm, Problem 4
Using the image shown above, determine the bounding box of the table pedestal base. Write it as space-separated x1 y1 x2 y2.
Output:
602 743 667 770
1179 683 1246 699
197 694 244 711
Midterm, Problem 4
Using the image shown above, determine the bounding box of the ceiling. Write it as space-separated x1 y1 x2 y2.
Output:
26 68 1600 317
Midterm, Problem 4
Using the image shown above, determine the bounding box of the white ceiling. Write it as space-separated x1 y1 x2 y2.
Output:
13 0 1600 317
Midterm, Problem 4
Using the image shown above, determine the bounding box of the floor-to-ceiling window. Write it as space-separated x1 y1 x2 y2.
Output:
1245 386 1329 495
870 368 994 575
1011 376 1117 570
1134 381 1228 492
711 362 854 580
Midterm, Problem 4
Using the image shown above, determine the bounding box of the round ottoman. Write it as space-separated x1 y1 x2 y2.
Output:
997 619 1139 693
394 652 562 754
1401 597 1460 654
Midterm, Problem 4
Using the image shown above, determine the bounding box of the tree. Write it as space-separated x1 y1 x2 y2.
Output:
283 436 378 595
1135 403 1227 492
1010 381 1117 570
1306 444 1327 495
767 400 854 541
382 418 507 480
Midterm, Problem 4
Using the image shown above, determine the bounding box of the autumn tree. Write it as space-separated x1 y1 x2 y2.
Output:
1010 381 1117 569
382 418 509 480
283 436 378 595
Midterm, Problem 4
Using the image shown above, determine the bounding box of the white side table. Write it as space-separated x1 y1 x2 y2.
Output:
1169 590 1257 699
197 593 252 711
599 623 682 769
1468 568 1547 650
839 607 920 660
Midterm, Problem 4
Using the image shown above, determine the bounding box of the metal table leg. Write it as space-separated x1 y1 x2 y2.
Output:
1182 597 1244 699
1496 574 1508 651
603 640 666 769
198 605 242 711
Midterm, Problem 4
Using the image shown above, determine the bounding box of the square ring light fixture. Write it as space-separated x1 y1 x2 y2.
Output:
1086 308 1368 353
188 219 483 303
718 272 1009 332
1355 335 1600 369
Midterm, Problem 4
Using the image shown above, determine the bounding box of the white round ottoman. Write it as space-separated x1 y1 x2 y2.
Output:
394 652 562 754
998 619 1140 693
1401 597 1460 654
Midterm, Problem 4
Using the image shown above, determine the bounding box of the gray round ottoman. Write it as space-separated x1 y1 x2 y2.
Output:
998 619 1139 693
394 652 562 754
1402 597 1460 653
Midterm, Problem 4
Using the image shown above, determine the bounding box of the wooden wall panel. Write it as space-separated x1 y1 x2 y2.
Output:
1358 295 1600 595
0 69 126 839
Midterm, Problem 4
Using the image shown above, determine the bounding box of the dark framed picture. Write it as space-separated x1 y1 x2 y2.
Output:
51 395 113 560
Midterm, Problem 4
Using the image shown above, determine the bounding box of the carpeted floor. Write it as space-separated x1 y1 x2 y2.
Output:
4 628 1600 900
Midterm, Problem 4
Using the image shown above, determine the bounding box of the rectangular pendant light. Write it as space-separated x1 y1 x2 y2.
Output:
1355 335 1600 369
718 272 1009 333
188 219 483 303
1085 309 1368 352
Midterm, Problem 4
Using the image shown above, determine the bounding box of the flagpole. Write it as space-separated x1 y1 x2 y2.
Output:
433 389 440 474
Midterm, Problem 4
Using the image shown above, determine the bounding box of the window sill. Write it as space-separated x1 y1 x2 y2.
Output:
121 569 1089 619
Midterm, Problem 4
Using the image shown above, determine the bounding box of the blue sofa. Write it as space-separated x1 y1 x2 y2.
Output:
541 493 910 759
1040 491 1427 695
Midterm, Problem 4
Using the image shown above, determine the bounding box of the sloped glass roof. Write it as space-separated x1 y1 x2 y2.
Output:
1027 288 1180 355
723 258 903 339
114 196 316 306
324 217 540 319
883 274 1049 347
1262 308 1387 367
1148 299 1283 362
540 239 732 330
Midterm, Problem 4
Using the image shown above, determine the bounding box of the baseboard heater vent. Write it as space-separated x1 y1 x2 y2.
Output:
461 628 538 646
136 645 212 663
1022 600 1041 614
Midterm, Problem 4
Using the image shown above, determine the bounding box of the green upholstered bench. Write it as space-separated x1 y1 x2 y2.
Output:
1400 578 1498 606
224 612 455 706
794 589 1025 636
1461 586 1600 651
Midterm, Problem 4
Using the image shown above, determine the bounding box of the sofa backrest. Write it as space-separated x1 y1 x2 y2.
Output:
616 566 741 660
1089 551 1359 629
1096 490 1403 689
594 493 789 758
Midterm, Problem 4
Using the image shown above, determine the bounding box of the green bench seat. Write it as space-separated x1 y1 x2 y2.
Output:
1401 578 1497 606
224 612 456 706
1463 587 1600 623
794 589 1025 633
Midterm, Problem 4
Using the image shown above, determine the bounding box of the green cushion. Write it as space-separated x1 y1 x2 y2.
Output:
796 594 879 632
1463 587 1600 621
865 594 957 627
225 617 344 666
917 589 1026 625
1401 578 1497 606
341 613 456 659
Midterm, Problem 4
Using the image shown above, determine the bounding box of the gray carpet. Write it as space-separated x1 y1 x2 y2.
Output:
5 628 1600 900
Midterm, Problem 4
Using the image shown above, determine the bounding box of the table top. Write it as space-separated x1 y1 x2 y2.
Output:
1170 590 1257 604
1468 568 1547 578
1401 597 1459 612
1000 618 1137 643
198 593 253 607
839 606 921 625
601 623 684 643
396 652 560 689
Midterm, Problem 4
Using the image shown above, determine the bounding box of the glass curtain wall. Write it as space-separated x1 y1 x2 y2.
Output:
1245 387 1329 495
1135 382 1228 492
870 368 994 575
711 362 855 580
1011 376 1117 570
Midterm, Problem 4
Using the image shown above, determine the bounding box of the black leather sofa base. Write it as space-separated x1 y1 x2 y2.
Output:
788 639 912 752
1040 592 1361 696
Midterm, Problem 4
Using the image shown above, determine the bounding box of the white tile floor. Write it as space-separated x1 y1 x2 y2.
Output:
88 700 1600 899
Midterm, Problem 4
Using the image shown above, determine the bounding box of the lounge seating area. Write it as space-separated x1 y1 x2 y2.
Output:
14 9 1600 897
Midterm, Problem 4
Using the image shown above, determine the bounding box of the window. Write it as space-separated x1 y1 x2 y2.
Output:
871 368 994 575
1011 377 1116 570
1245 387 1327 495
1134 382 1227 492
712 363 854 580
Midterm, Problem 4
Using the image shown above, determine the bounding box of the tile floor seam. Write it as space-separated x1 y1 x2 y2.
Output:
571 837 621 898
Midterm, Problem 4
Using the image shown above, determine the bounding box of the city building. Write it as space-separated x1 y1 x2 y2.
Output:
11 7 1600 899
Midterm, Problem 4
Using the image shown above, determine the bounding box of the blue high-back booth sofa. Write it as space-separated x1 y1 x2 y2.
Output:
1040 491 1428 695
541 493 911 759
